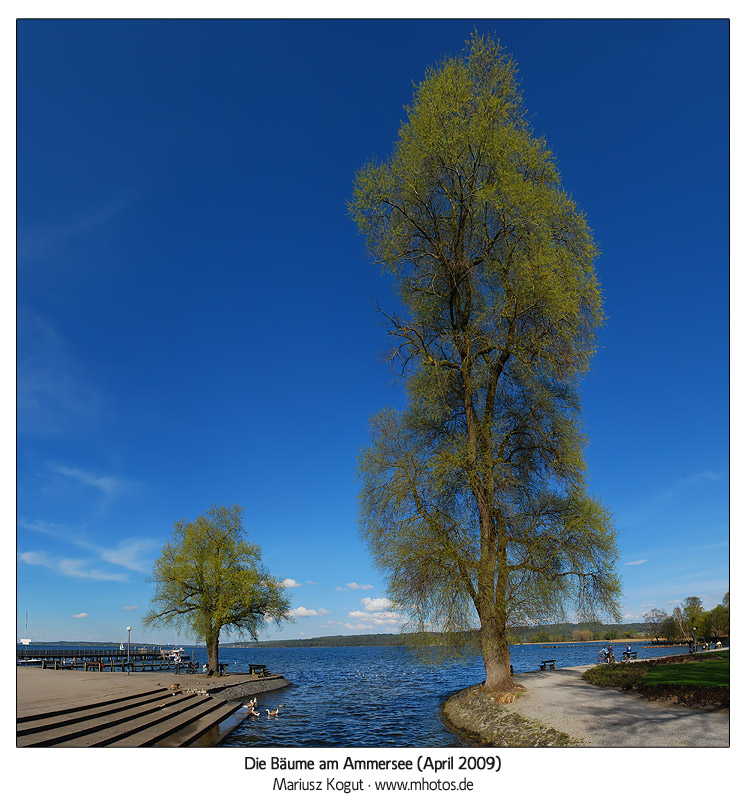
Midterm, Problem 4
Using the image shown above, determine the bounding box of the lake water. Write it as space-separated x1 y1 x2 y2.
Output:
181 641 690 748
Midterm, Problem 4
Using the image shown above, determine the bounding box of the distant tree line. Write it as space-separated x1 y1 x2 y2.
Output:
642 593 729 642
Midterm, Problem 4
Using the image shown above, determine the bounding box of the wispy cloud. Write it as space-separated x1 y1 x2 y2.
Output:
679 471 723 485
46 463 132 501
18 312 105 438
18 520 154 574
19 194 136 262
289 606 329 618
336 582 374 591
624 559 648 566
72 612 88 618
98 540 153 573
658 470 724 501
18 551 129 582
122 605 138 611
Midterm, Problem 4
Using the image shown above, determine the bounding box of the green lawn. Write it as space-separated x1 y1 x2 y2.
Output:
641 652 729 688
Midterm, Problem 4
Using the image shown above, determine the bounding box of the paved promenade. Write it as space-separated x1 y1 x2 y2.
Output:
17 666 287 713
509 661 729 747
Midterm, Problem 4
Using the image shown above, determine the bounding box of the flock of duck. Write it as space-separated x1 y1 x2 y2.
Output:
165 683 283 719
242 697 284 718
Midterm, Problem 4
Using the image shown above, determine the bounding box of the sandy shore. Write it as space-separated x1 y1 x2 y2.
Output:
442 657 729 747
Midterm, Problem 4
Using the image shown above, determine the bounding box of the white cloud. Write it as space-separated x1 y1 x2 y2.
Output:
337 582 374 591
18 521 154 574
361 597 392 612
624 559 648 566
18 551 128 582
122 605 138 611
282 578 301 588
47 463 128 498
99 539 153 572
290 606 329 618
348 609 407 630
72 612 88 618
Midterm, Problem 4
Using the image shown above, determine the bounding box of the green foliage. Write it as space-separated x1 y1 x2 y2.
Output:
584 661 652 689
143 505 291 666
351 32 620 688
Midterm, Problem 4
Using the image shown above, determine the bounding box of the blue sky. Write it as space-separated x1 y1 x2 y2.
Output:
16 19 729 645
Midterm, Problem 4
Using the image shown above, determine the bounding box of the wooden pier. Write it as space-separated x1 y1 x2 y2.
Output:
17 648 194 673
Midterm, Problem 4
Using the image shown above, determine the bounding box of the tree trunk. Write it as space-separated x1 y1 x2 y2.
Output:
480 614 515 695
206 631 220 676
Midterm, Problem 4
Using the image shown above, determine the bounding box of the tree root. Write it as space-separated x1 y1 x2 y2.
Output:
482 683 526 704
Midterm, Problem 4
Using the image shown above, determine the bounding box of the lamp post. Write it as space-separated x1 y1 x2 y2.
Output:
126 626 132 675
692 626 697 653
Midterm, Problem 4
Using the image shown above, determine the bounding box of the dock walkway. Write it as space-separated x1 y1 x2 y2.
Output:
17 667 289 747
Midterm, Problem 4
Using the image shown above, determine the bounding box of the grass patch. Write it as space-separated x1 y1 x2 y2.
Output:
582 652 729 708
643 652 729 688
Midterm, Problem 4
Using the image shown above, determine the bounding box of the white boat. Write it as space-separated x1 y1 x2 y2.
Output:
160 646 187 661
17 612 41 664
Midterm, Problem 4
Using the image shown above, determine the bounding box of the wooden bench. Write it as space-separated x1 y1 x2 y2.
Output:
248 664 268 676
623 651 638 660
540 659 556 670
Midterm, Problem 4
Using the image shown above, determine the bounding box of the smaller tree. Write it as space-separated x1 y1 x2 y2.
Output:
643 608 668 639
658 615 677 641
709 593 729 637
144 504 291 674
673 596 704 639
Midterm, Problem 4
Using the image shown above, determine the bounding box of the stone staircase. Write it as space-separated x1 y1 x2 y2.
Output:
17 685 245 747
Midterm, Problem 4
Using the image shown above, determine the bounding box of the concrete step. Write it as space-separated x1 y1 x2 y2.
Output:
17 685 168 723
109 699 244 747
19 692 203 747
51 695 212 747
17 688 171 735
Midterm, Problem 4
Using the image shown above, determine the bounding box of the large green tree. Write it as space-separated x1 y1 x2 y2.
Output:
144 504 291 674
351 33 620 696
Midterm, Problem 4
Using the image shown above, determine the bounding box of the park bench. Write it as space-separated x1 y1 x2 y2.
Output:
248 664 268 676
540 659 556 670
623 651 638 661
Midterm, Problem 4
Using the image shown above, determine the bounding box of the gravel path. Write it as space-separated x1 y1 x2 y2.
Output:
505 664 729 747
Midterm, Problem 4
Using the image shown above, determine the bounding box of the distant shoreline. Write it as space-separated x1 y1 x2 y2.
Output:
19 636 665 649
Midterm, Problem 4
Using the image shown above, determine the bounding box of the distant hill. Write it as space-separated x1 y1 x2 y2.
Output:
21 621 648 649
233 621 647 648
